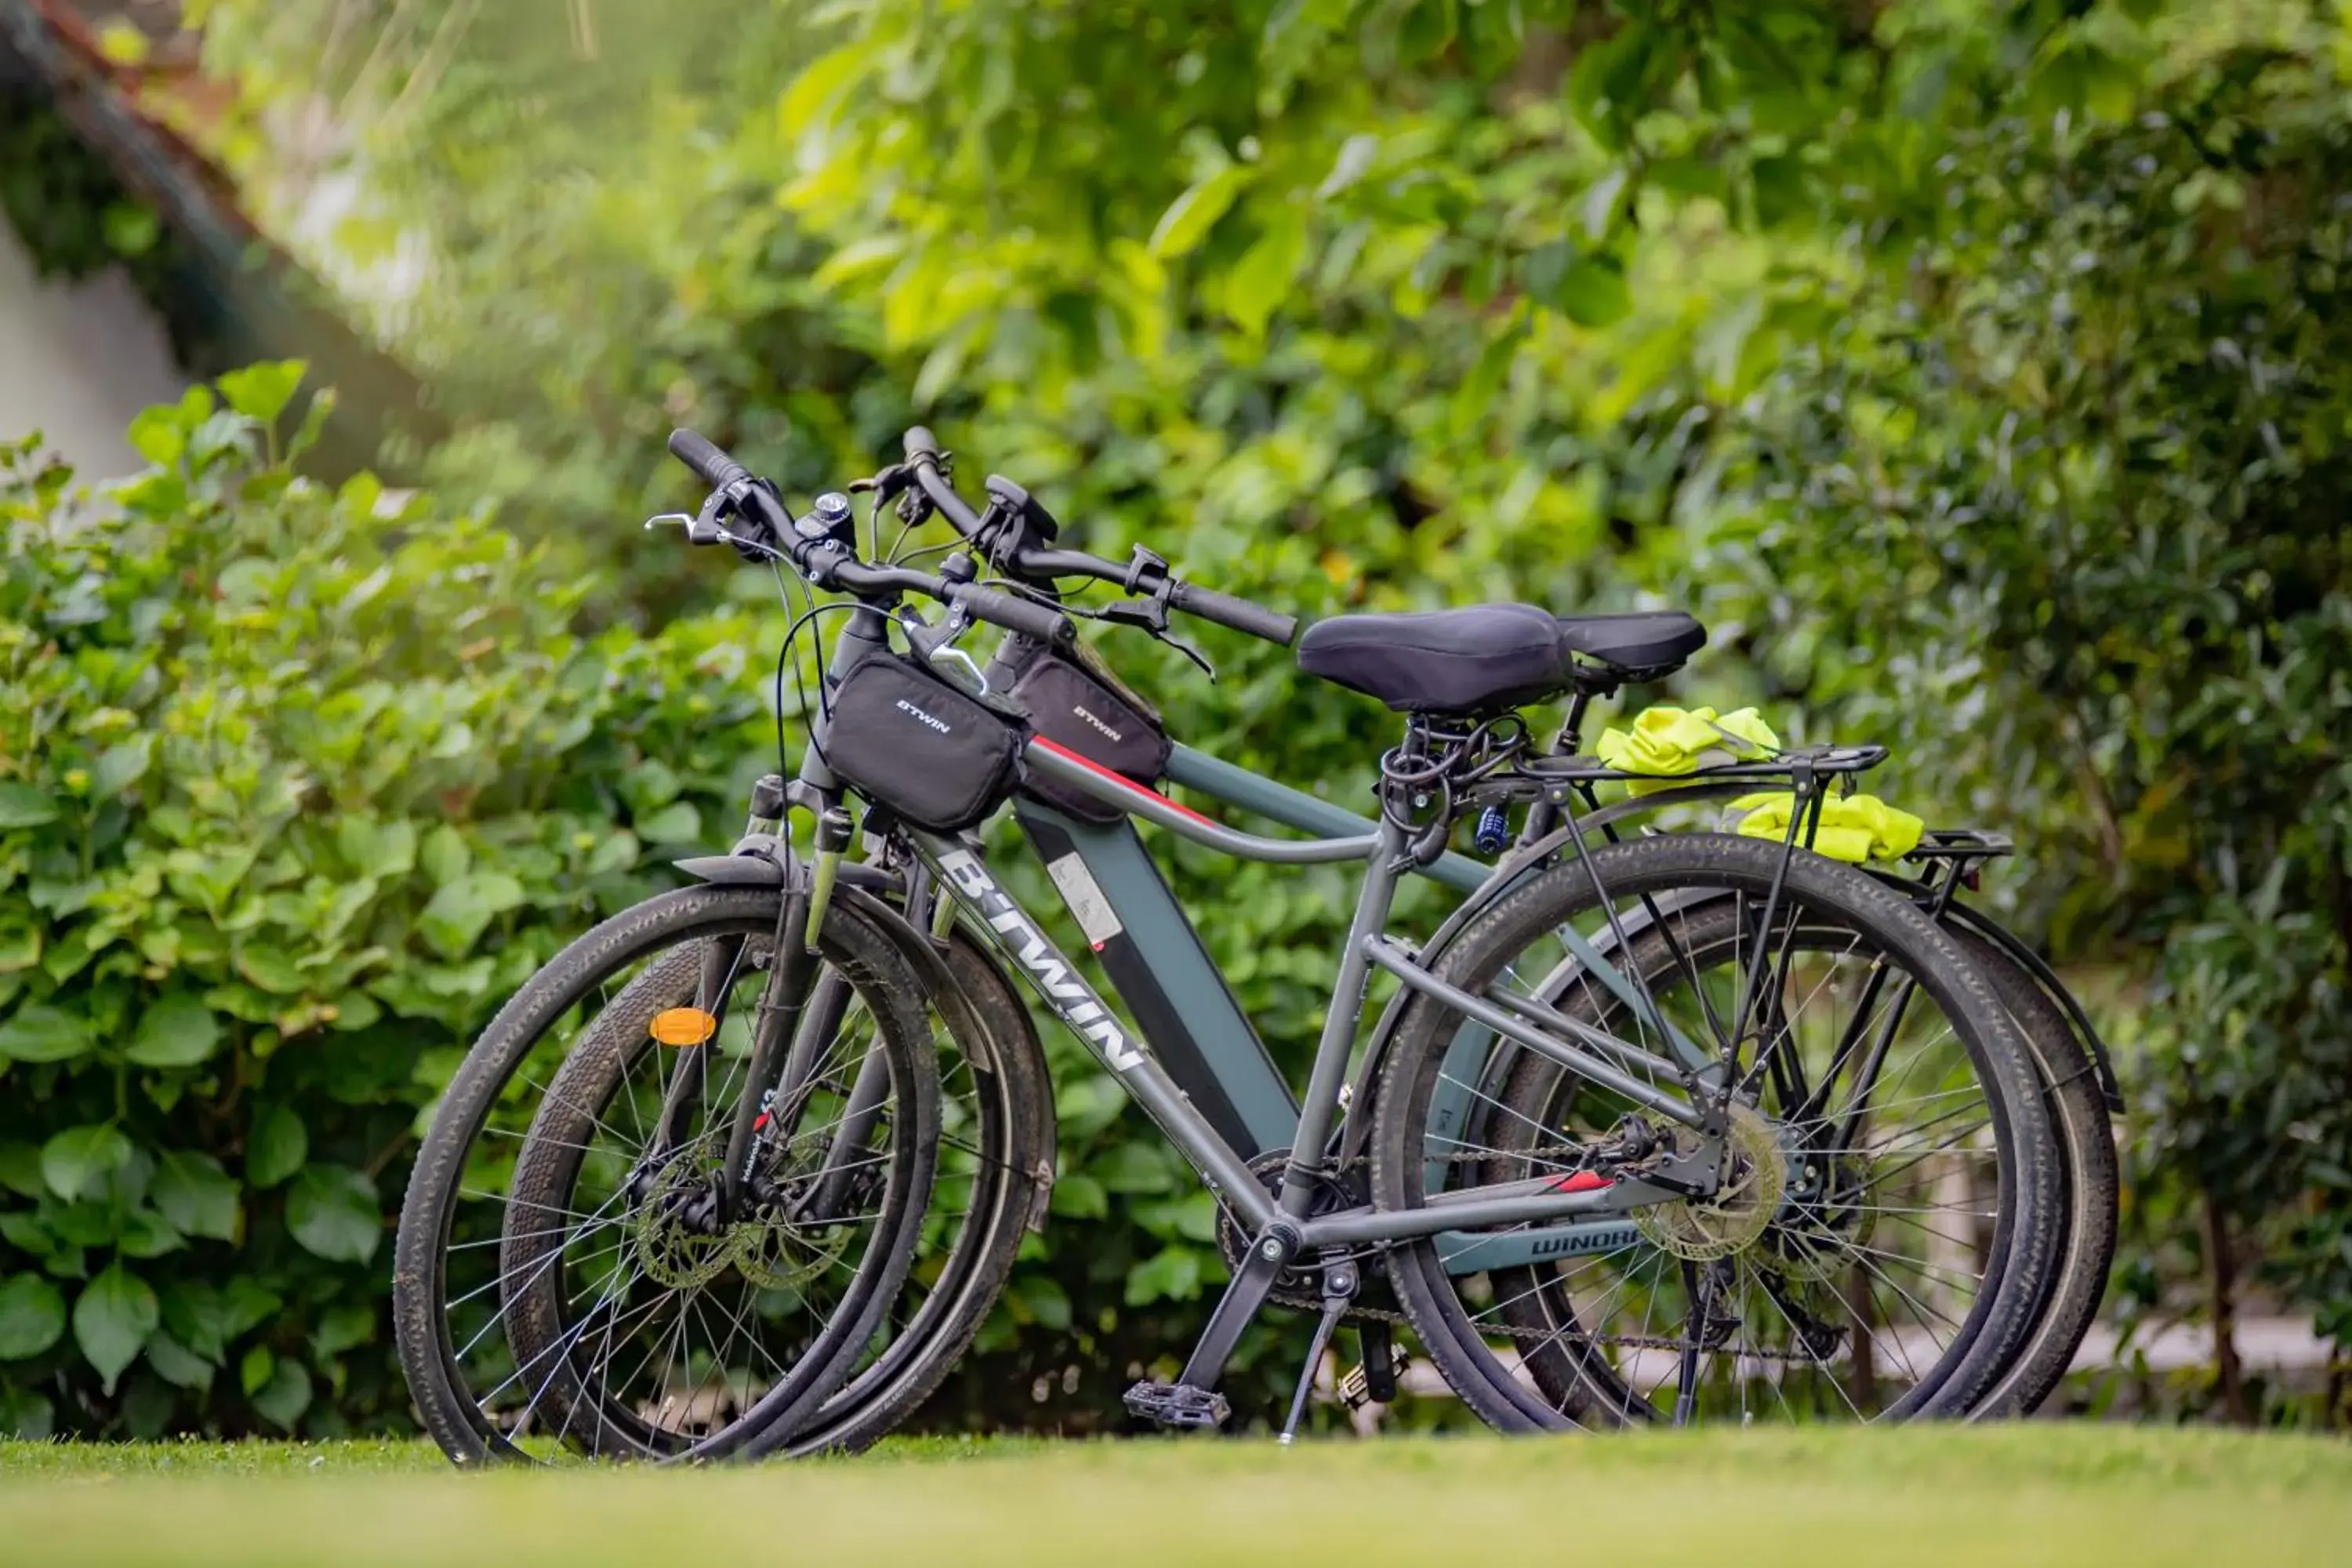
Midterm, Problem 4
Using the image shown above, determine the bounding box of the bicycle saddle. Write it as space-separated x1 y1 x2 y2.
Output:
1296 604 1705 713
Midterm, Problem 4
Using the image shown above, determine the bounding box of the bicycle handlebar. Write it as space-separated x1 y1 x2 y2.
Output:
666 428 747 492
1166 580 1300 647
895 428 1301 649
664 428 1073 646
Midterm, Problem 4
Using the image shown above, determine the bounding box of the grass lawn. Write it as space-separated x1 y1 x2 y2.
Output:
0 1425 2344 1566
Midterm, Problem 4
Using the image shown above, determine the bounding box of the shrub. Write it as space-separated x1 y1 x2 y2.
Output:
0 368 770 1437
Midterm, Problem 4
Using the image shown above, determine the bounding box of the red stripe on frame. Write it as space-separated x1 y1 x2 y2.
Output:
1548 1170 1613 1193
1030 736 1218 827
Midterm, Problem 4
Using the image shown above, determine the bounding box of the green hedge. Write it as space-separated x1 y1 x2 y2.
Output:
0 371 775 1438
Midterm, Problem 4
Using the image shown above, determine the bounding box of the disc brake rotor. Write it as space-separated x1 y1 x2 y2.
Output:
728 1206 855 1291
1769 1152 1882 1281
629 1152 734 1290
1634 1103 1785 1262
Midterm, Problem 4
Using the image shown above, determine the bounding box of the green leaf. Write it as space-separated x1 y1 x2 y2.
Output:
1399 0 1456 63
1149 165 1254 259
118 1208 186 1259
419 870 525 960
240 1343 273 1396
41 1123 132 1201
124 404 187 468
0 1273 67 1359
0 1387 53 1439
152 1151 240 1241
250 1355 312 1430
162 1281 230 1363
1047 1173 1108 1220
1225 208 1308 336
0 1142 45 1199
246 1104 307 1189
313 1302 376 1359
336 817 417 880
216 361 307 426
0 784 60 829
633 802 702 845
285 1164 380 1264
1011 1272 1072 1332
144 1330 215 1391
776 44 867 136
128 993 223 1067
234 944 308 995
90 735 154 796
1566 22 1661 149
1093 1140 1176 1194
1317 134 1379 200
420 825 471 886
1123 1244 1204 1306
0 916 39 974
1749 154 1806 227
73 1263 158 1392
1552 256 1633 328
1580 167 1632 244
1451 314 1526 437
0 1004 91 1064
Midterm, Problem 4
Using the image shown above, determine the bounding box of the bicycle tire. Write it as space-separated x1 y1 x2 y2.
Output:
774 924 1054 1455
1951 928 2117 1417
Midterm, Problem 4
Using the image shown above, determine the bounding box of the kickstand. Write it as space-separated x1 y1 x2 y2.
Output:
1278 1261 1358 1446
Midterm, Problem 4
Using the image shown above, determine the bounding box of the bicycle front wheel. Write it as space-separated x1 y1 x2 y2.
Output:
392 884 938 1464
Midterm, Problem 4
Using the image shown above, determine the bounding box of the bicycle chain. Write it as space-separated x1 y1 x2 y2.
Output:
1233 1148 1844 1361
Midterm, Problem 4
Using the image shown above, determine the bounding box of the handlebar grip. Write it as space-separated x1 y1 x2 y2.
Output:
951 583 1075 645
902 426 941 461
1166 581 1301 648
668 429 748 490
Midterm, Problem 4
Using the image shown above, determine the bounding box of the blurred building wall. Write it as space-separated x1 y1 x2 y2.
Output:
0 213 188 477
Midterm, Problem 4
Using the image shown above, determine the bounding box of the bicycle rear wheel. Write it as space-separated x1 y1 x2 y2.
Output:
1369 833 2061 1430
392 884 938 1464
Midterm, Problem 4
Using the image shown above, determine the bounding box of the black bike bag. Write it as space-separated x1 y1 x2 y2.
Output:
823 655 1027 832
1008 644 1173 824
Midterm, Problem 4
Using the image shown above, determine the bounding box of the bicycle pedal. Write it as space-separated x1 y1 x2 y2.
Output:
1123 1380 1231 1431
1337 1350 1409 1409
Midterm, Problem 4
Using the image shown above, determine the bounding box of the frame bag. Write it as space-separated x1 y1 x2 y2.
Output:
822 655 1026 833
1010 644 1173 824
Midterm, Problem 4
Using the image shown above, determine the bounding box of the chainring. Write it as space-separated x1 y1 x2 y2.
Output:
1214 1151 1356 1303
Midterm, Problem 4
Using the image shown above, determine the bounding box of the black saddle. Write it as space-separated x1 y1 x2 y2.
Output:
1295 604 1706 713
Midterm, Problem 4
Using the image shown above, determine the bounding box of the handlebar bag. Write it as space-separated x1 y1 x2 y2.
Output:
823 654 1026 833
1009 644 1173 825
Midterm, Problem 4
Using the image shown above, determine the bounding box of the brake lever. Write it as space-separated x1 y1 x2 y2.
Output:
644 501 730 546
1098 598 1216 681
851 454 952 529
898 606 991 696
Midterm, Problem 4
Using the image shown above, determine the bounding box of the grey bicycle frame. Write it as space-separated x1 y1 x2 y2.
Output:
906 735 1712 1265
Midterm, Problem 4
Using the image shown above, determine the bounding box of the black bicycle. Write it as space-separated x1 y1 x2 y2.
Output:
394 429 2081 1457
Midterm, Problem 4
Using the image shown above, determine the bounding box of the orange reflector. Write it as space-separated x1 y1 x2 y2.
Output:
648 1007 718 1047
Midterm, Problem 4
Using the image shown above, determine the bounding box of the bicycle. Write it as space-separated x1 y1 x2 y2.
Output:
395 427 2072 1455
785 428 2116 1431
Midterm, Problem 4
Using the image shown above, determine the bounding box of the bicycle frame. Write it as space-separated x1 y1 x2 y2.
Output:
904 736 1714 1272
